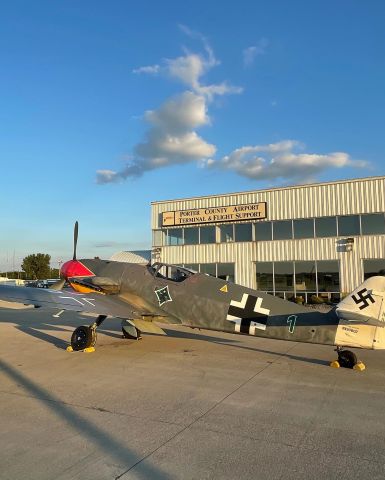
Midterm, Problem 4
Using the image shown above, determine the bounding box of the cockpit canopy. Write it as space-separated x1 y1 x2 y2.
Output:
149 263 197 282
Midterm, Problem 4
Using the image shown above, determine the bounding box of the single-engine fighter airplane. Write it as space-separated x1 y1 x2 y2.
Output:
0 222 385 369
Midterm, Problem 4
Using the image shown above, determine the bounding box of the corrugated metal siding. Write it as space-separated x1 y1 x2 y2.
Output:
153 177 385 291
152 176 385 226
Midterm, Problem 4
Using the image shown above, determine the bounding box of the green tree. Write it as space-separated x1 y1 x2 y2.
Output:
21 253 51 280
50 268 60 279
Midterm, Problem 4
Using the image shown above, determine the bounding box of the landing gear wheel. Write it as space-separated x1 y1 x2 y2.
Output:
338 350 357 369
71 326 95 351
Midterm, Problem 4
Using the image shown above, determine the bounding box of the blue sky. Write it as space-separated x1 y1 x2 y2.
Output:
1 0 384 271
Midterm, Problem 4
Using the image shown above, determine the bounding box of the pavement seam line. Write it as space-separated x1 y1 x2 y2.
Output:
114 344 297 480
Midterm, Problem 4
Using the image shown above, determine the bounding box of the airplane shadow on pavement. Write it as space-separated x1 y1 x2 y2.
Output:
160 327 332 367
0 358 172 480
0 308 126 350
0 308 330 367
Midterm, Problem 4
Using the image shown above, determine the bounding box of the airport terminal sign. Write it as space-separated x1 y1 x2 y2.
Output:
162 202 267 226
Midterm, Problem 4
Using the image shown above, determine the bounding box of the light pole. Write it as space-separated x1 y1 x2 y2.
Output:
58 259 63 278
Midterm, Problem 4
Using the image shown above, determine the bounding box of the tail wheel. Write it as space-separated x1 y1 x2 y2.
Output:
338 350 357 369
71 326 96 351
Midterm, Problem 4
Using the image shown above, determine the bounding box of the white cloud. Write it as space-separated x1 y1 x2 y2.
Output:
132 64 160 74
98 29 365 186
96 169 120 184
204 141 368 182
133 26 241 98
144 91 210 132
96 92 216 183
243 38 269 67
97 30 241 184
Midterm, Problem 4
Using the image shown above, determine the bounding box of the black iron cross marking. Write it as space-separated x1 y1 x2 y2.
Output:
226 293 270 333
351 288 375 310
155 286 172 306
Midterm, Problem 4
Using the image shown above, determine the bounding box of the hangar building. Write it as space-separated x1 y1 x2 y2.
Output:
151 176 385 302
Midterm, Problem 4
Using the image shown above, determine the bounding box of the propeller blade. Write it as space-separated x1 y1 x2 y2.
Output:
73 221 78 261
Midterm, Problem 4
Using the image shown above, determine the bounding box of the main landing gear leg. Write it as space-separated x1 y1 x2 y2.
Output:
330 346 366 371
67 315 107 352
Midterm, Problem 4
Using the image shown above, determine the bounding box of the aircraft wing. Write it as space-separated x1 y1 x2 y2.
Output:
0 285 151 319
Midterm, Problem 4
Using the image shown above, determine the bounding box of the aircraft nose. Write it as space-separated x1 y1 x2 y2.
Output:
60 260 94 279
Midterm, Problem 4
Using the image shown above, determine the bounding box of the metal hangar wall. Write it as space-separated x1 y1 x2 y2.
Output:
151 176 385 301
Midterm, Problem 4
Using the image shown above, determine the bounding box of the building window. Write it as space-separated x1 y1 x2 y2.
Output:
220 224 234 243
361 214 385 235
315 216 337 237
200 263 217 276
194 262 235 282
273 221 293 240
153 230 164 247
256 260 340 300
294 261 316 291
184 263 199 272
274 261 294 291
167 228 183 246
363 259 385 279
234 223 253 242
255 221 272 241
317 260 340 293
184 227 199 245
217 263 235 282
338 215 360 236
256 262 274 291
199 226 216 244
293 219 314 239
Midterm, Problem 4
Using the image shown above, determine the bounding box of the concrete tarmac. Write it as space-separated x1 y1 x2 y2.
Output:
1 306 385 480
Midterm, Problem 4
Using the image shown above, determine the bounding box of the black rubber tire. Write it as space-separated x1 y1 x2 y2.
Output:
71 326 95 351
338 350 357 369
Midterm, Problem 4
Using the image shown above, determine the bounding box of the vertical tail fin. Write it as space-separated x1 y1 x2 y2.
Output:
336 276 385 324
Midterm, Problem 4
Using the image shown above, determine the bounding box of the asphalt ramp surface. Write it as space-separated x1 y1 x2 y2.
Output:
1 307 385 480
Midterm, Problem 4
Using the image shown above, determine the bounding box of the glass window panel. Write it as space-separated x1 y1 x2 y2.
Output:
234 223 253 242
256 262 274 290
293 219 314 239
184 227 199 245
184 263 199 272
255 221 272 241
274 262 294 291
273 221 293 240
315 217 337 237
167 228 183 246
153 230 164 246
294 261 316 291
217 263 235 282
363 259 385 279
275 291 295 300
338 215 360 236
361 214 385 235
317 261 340 292
200 263 216 276
220 224 234 243
199 226 216 244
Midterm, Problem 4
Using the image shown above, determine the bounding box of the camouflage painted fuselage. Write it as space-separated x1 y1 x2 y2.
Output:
79 258 341 347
